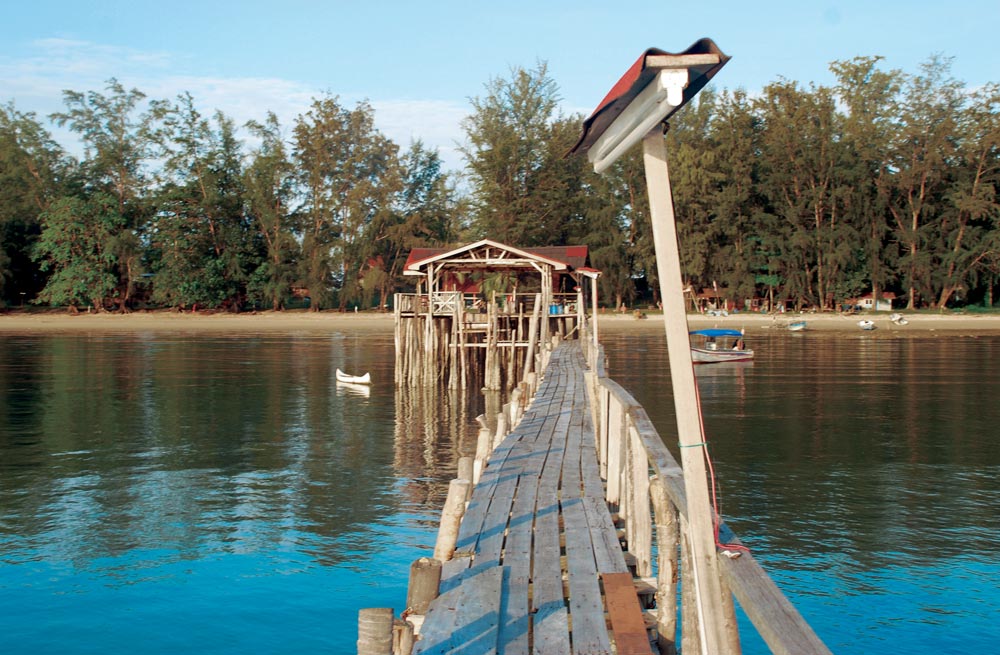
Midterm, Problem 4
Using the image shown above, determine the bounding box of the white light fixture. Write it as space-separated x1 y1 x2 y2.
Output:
587 68 690 174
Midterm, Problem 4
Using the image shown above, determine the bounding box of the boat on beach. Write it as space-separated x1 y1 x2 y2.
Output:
335 368 371 385
857 320 876 331
788 320 807 332
689 328 754 364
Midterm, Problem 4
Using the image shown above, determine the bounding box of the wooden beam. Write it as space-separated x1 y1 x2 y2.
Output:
642 129 732 655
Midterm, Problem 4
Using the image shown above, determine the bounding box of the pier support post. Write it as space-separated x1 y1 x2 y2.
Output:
456 457 474 501
473 425 491 484
406 557 442 615
357 607 394 655
493 409 509 450
433 478 471 561
393 619 415 655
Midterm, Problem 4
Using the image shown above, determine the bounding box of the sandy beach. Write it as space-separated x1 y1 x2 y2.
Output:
2 308 1000 335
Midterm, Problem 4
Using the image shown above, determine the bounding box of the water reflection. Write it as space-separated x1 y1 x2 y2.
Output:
0 333 410 568
392 383 482 510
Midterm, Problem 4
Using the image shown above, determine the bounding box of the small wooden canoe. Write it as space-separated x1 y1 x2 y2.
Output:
336 368 371 385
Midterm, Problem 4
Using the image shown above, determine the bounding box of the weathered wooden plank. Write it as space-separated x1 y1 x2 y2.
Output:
602 572 654 655
451 435 523 563
715 523 833 655
414 566 504 655
499 414 551 655
561 497 612 654
474 461 520 568
582 495 628 575
530 355 573 655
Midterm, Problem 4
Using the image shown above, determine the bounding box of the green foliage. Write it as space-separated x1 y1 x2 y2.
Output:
293 95 401 310
4 54 999 313
362 140 462 308
462 63 587 246
32 193 125 309
50 78 165 216
149 95 249 309
0 103 68 301
244 112 298 310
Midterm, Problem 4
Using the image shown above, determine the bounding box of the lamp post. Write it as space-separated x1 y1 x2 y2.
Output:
570 42 734 655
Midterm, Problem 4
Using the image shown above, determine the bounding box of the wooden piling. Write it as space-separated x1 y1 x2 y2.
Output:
393 619 415 655
643 129 732 654
679 516 702 655
406 557 442 615
357 607 394 655
456 457 474 500
473 424 491 485
433 478 471 562
493 408 509 450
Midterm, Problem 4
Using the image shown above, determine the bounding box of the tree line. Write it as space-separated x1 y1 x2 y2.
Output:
1 55 997 312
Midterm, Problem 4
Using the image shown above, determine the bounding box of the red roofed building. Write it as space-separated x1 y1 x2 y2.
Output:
402 240 596 295
394 240 602 388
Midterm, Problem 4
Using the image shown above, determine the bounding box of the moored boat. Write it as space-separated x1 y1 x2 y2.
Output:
857 320 876 331
788 320 807 332
689 328 754 364
336 368 371 385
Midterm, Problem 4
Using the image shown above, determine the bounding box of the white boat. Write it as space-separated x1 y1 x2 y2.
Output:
890 313 909 326
689 329 754 364
788 320 807 332
857 320 876 331
336 368 371 385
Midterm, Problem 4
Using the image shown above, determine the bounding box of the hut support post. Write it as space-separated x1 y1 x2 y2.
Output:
590 275 599 361
642 129 732 655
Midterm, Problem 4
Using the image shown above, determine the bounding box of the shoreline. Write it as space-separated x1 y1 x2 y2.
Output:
2 308 1000 334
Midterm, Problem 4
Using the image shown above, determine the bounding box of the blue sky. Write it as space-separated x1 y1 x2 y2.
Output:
2 1 997 171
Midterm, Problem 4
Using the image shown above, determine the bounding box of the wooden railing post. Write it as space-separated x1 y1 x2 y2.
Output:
650 475 679 655
606 396 624 508
627 423 652 577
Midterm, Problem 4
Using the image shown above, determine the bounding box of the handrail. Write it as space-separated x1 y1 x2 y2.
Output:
585 344 831 655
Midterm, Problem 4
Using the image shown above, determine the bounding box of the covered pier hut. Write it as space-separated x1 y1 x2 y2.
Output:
393 239 600 389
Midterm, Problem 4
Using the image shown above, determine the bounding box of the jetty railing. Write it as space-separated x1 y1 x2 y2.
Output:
582 340 831 655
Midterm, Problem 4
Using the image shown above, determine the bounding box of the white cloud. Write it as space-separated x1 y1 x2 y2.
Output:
1 38 471 172
370 98 469 171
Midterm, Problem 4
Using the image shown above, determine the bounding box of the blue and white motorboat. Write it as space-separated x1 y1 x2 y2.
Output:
689 328 754 364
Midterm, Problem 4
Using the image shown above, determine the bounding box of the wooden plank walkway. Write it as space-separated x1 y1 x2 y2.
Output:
414 342 649 655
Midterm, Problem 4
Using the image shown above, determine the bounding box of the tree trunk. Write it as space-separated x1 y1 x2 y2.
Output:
937 285 957 309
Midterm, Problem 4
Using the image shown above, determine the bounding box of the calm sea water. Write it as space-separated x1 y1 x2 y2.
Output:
1 328 998 654
603 329 1000 654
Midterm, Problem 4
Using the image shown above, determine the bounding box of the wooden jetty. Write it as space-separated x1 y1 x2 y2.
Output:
359 338 830 655
360 40 832 655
